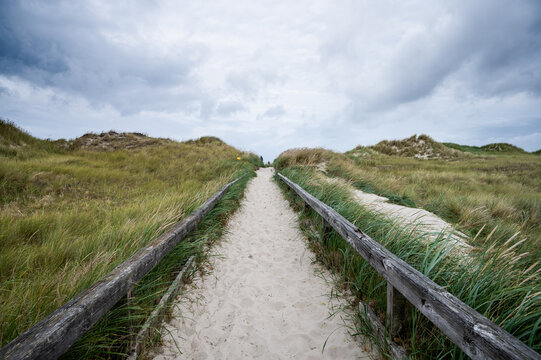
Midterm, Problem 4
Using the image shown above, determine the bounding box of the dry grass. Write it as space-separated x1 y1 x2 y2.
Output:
275 164 540 358
368 134 464 159
54 131 170 151
276 141 541 270
0 119 261 350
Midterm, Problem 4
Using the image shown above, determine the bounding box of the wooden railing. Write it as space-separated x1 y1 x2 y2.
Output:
277 173 540 360
0 177 241 360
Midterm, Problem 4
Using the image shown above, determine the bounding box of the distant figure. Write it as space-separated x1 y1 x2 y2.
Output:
260 155 263 163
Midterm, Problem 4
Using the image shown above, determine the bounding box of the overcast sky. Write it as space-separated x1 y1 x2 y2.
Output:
1 0 540 160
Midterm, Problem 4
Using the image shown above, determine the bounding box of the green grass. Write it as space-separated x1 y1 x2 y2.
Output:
443 142 528 155
275 166 540 359
442 143 489 155
0 119 261 356
62 174 253 359
275 144 541 269
0 120 60 158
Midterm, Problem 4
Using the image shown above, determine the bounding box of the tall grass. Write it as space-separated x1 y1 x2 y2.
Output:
62 174 254 359
275 146 541 270
0 121 261 355
275 166 540 359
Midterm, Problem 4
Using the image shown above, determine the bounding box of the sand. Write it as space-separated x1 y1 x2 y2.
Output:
153 168 371 360
320 174 472 254
351 188 472 253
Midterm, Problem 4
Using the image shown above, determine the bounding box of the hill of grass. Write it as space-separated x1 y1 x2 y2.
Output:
362 134 529 158
368 134 464 159
274 144 540 358
443 141 529 155
0 119 261 356
0 120 60 158
276 142 541 267
54 130 170 151
480 142 527 153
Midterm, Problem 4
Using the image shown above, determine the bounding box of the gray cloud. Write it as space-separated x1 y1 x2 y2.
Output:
321 0 541 110
260 105 286 118
226 69 283 99
0 1 210 115
216 100 245 116
0 0 540 161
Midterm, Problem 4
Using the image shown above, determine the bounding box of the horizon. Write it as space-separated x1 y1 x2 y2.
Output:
4 118 536 162
1 1 540 161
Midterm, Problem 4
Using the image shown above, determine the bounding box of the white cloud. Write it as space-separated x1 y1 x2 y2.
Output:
1 0 540 160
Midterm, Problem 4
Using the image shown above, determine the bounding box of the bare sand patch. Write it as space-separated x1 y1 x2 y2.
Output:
321 175 472 254
152 168 371 359
351 188 471 252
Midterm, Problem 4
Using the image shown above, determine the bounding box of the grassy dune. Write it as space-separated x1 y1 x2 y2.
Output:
275 139 541 269
274 140 540 359
0 120 260 355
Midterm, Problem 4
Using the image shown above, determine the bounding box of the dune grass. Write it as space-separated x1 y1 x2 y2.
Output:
275 145 541 270
62 174 253 359
275 166 540 359
0 120 261 356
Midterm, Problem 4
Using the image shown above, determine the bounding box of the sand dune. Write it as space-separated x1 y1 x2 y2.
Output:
153 168 370 359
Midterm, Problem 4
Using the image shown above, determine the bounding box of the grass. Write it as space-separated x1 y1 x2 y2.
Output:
443 142 528 155
370 134 464 159
0 119 261 357
62 174 253 359
275 142 541 270
274 166 540 359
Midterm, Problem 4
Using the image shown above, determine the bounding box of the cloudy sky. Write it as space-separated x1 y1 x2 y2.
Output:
1 0 540 160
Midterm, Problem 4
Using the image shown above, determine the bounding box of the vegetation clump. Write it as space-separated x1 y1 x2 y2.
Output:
274 147 334 171
444 141 529 155
480 142 527 153
54 130 170 151
369 134 463 159
186 136 225 145
0 119 59 158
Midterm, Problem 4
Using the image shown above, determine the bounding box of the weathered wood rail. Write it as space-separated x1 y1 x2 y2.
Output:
128 255 196 359
278 173 540 360
0 177 241 360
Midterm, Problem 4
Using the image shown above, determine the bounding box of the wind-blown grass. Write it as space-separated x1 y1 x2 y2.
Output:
275 166 540 359
275 144 541 270
0 120 261 356
62 174 254 359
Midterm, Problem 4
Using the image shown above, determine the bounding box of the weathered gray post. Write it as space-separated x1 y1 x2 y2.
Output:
321 218 332 245
387 282 408 336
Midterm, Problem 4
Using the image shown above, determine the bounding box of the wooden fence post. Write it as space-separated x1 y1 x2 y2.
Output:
387 281 408 337
321 218 332 245
126 285 135 348
277 173 541 360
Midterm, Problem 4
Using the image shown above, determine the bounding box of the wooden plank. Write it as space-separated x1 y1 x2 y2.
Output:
0 178 240 360
386 282 407 337
277 173 540 360
358 303 407 360
321 217 332 244
128 256 196 360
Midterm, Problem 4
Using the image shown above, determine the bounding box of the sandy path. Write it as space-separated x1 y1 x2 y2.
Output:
153 168 370 360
